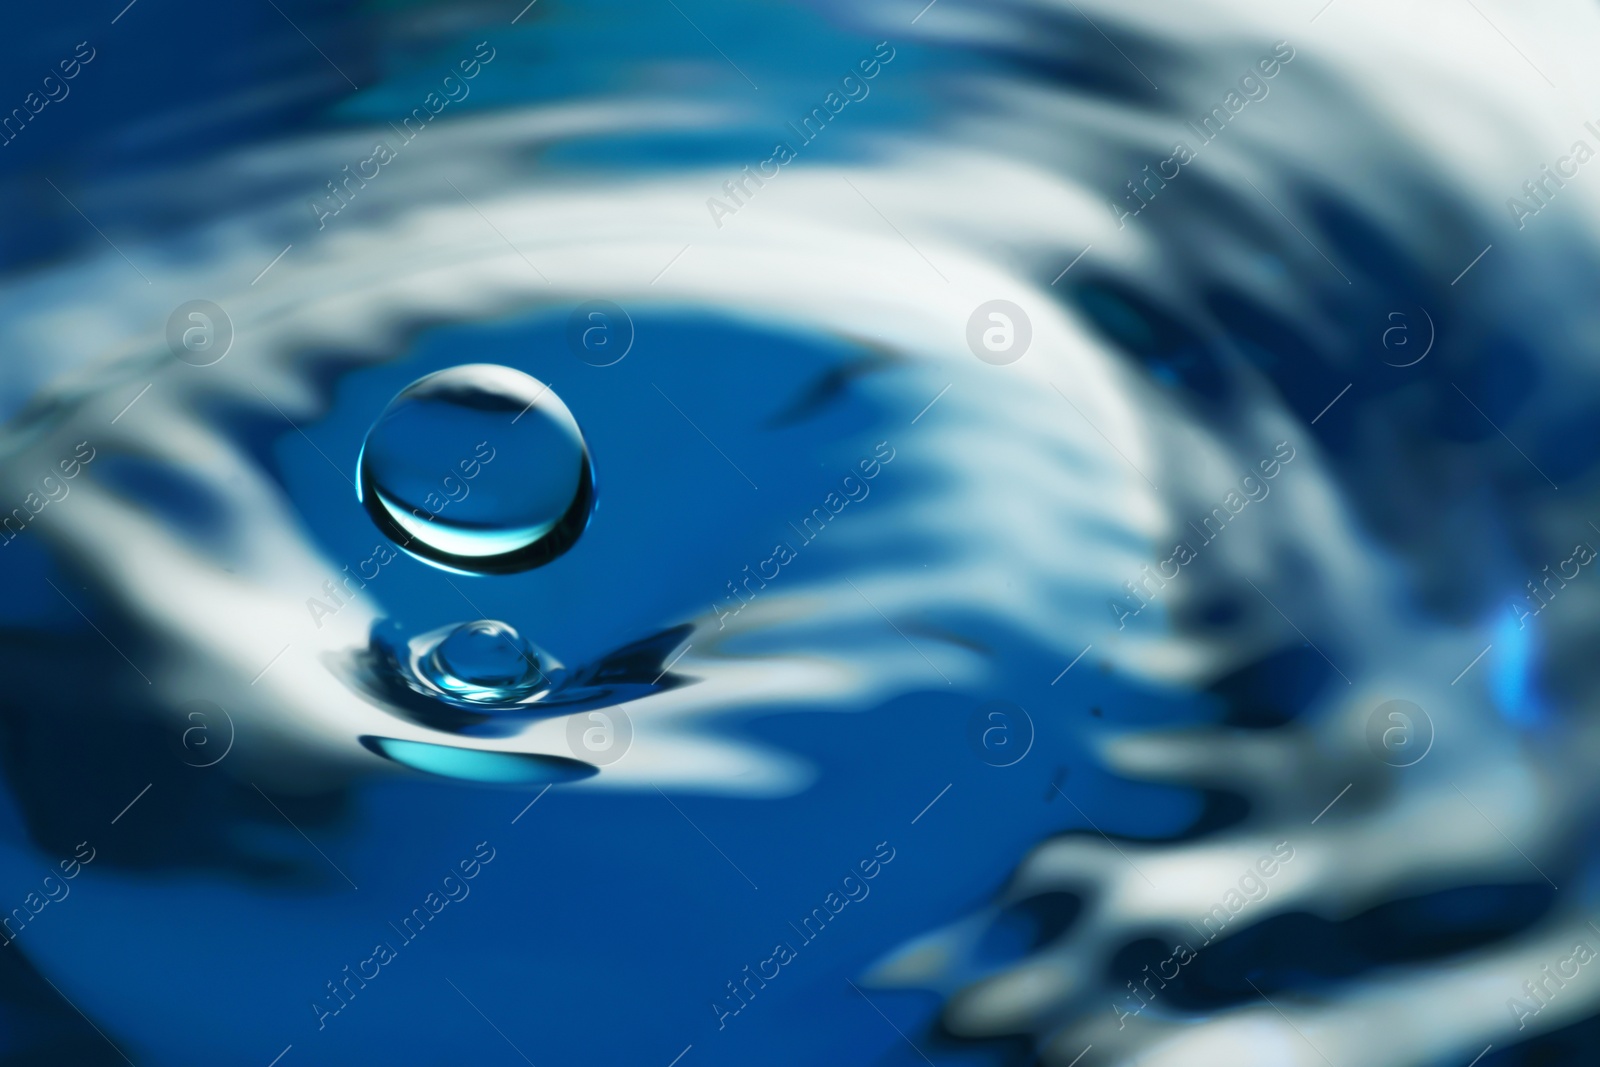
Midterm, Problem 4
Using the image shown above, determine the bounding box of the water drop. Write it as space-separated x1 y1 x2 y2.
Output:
422 619 546 704
358 364 594 573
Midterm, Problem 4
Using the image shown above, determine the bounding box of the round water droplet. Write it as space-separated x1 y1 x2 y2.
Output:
422 619 546 704
358 364 594 573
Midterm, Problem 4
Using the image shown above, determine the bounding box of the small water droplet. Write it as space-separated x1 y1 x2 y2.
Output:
360 736 597 785
422 619 546 704
358 364 594 573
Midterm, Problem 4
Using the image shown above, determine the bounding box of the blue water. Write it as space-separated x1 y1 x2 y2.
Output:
6 2 1600 1066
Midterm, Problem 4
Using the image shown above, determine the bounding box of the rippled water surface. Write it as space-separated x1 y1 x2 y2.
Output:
6 1 1600 1065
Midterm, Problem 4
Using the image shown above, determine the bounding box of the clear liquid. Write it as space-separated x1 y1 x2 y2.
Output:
357 364 594 574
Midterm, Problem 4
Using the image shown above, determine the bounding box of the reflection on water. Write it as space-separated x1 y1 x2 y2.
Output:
3 0 1600 1064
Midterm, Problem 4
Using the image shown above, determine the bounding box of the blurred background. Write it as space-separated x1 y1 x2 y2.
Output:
4 1 1600 1064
